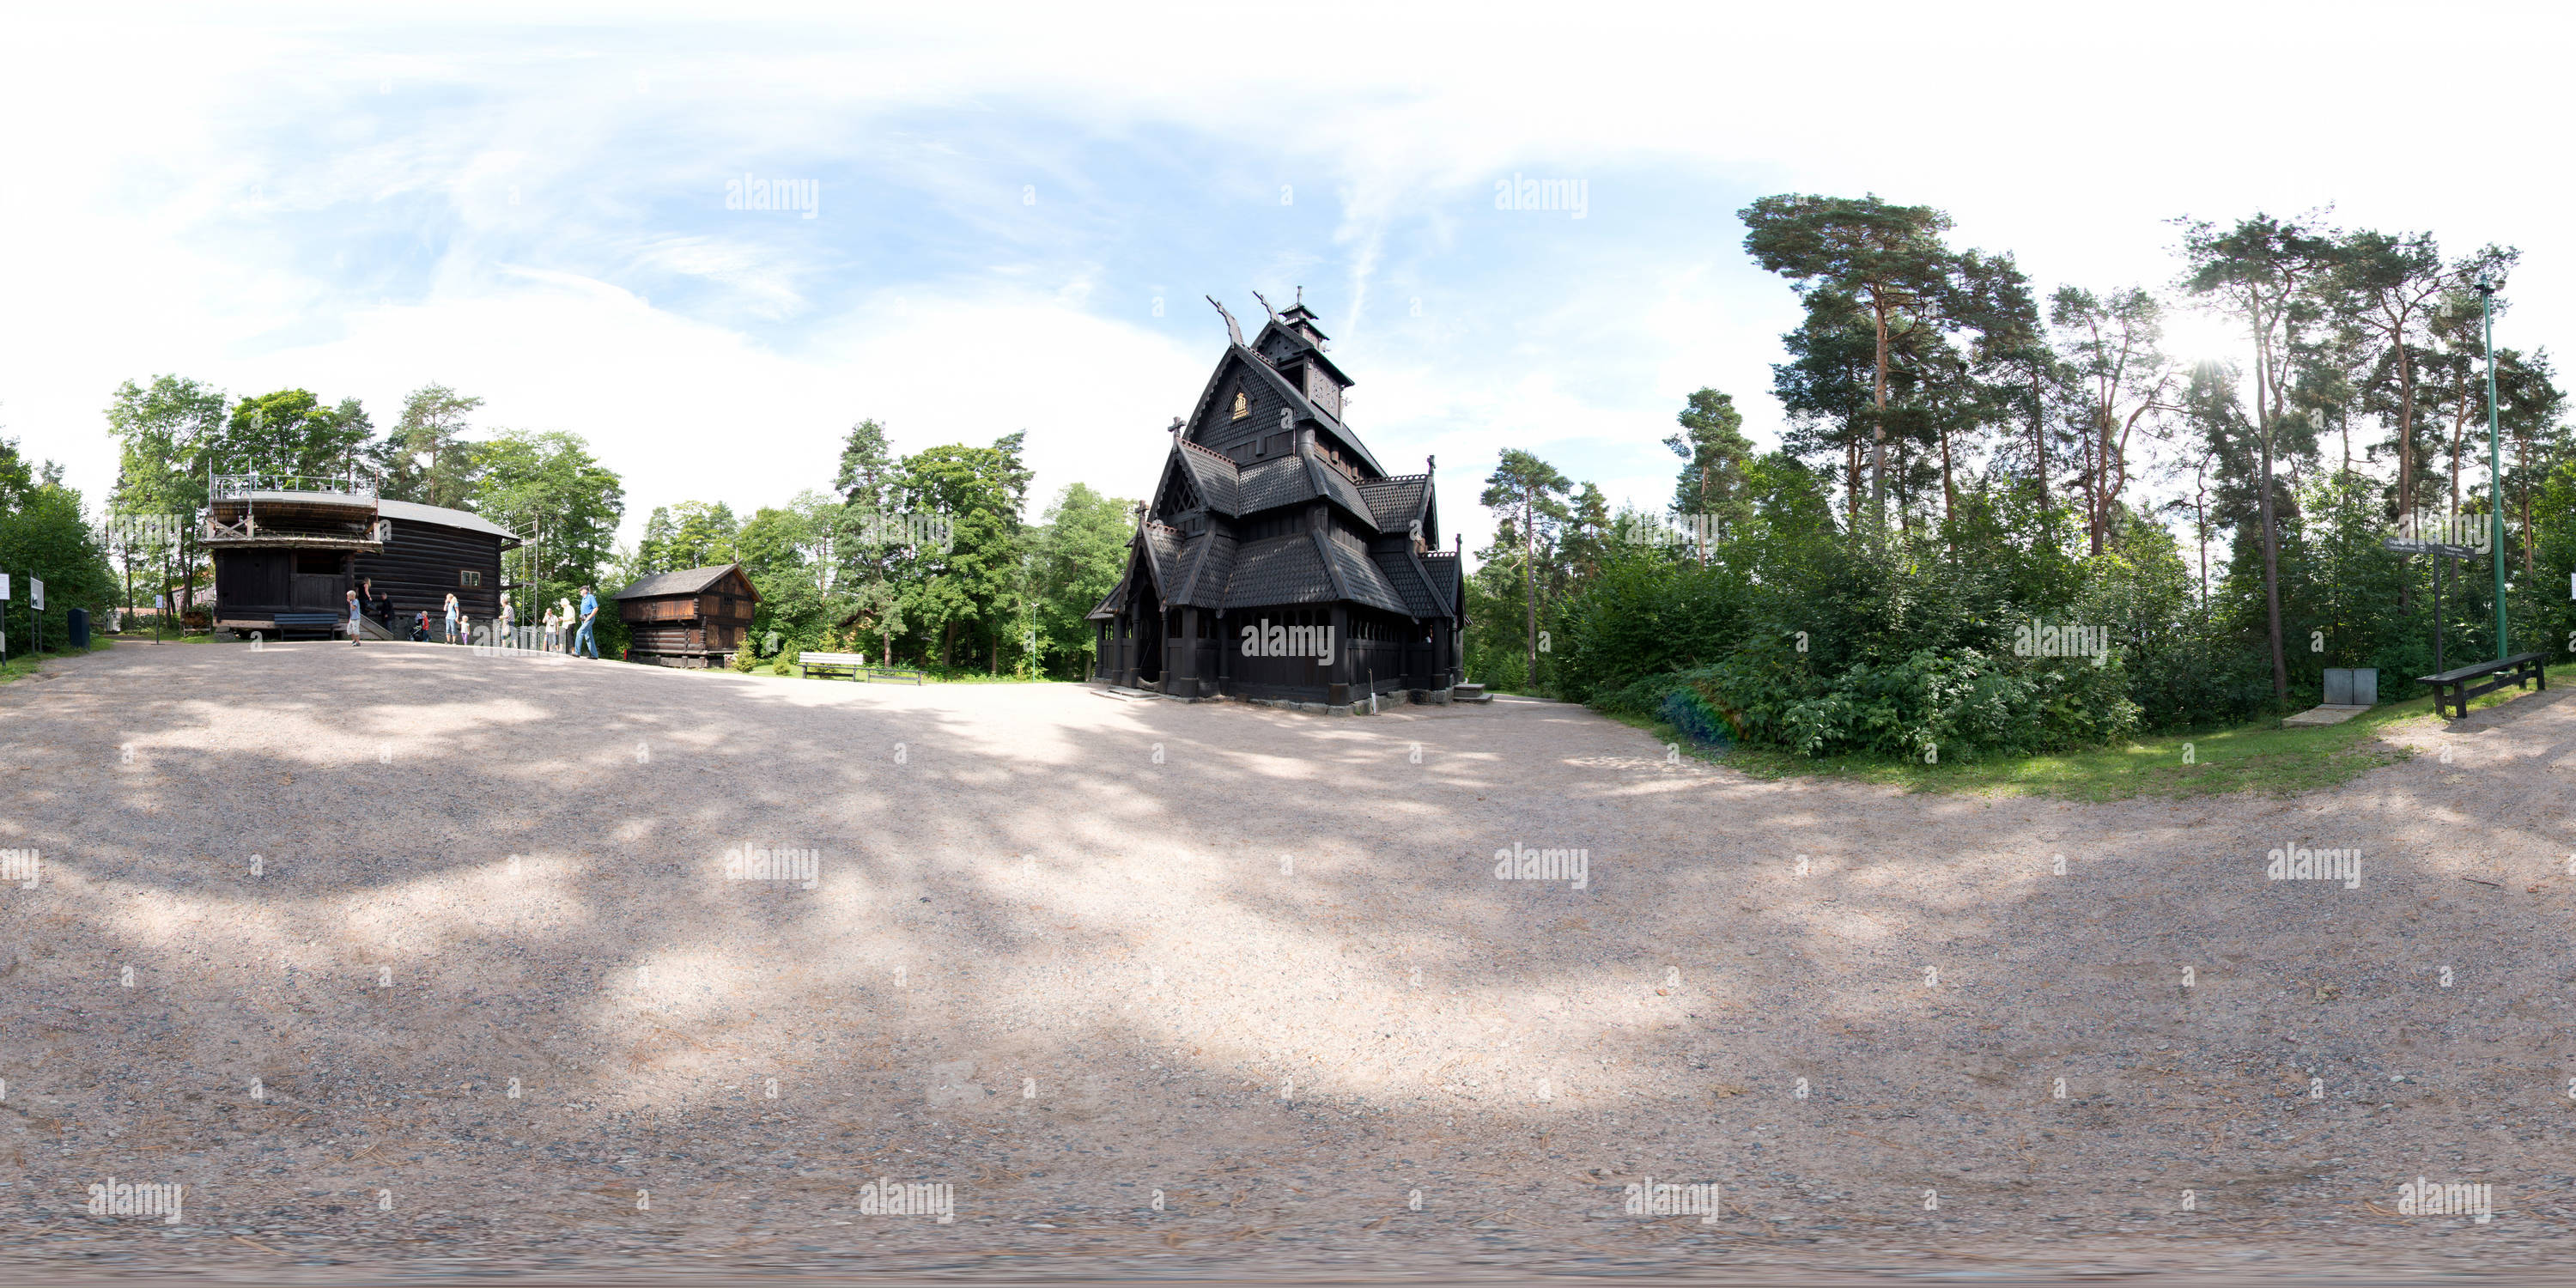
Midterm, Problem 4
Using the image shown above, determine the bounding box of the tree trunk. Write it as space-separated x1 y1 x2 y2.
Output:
2397 348 2417 519
1522 494 1538 689
2091 407 2114 556
1870 294 1890 529
1845 434 1862 538
2450 398 2470 515
2030 368 2048 507
2256 320 2288 705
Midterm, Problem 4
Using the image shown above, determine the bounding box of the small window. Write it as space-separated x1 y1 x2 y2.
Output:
1230 391 1249 420
459 570 482 587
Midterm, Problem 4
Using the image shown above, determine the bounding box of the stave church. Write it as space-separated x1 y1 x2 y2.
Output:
1088 291 1465 705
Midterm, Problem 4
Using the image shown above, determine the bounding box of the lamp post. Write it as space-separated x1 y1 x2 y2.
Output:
2479 276 2506 659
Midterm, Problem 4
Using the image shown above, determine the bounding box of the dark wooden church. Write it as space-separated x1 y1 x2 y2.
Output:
1088 292 1464 704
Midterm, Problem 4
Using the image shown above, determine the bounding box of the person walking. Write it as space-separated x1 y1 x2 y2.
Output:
542 605 560 653
499 590 515 648
443 592 461 646
574 585 601 659
346 587 363 647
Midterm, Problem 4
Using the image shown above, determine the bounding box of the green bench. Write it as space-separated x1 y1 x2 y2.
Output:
799 651 924 685
2419 651 2547 720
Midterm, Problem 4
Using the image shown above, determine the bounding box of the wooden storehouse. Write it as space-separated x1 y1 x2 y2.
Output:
207 477 518 637
612 564 759 667
1086 291 1465 702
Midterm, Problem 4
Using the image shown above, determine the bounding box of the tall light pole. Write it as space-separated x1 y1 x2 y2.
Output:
2479 277 2506 659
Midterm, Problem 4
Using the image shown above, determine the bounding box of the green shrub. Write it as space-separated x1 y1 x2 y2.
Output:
730 647 759 673
772 647 799 676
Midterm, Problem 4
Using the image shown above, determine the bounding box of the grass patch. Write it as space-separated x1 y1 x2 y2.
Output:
1607 664 2567 802
0 635 121 683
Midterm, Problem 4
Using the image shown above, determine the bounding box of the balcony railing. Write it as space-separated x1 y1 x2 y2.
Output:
210 472 380 501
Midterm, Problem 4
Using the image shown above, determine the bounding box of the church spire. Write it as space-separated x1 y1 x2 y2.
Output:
1278 287 1328 346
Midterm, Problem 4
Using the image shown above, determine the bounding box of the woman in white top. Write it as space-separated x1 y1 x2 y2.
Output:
498 591 514 646
542 607 560 653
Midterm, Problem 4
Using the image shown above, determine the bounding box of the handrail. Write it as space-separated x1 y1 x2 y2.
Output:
210 472 380 501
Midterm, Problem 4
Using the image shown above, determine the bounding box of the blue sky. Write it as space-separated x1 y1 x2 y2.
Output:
4 3 2572 559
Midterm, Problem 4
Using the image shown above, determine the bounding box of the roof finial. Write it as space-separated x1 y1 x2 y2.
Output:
1250 289 1279 323
1205 295 1243 347
1169 416 1183 434
1295 284 1303 305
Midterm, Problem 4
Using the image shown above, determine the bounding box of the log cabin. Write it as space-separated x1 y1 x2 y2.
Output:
206 477 517 637
611 564 760 667
1086 291 1465 703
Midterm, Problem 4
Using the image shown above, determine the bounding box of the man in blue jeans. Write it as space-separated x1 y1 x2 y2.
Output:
574 584 601 659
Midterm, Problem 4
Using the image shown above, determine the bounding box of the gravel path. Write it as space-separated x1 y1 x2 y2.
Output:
1 637 2571 1282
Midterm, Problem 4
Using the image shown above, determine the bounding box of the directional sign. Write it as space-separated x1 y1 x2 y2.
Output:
0 573 9 599
29 579 42 611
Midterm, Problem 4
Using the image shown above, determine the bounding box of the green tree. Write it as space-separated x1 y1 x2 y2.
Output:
0 432 115 651
2050 286 2176 556
1664 387 1754 553
376 384 484 508
2179 211 2336 704
636 501 738 573
896 439 1023 671
1741 193 1960 524
473 428 625 622
2326 229 2449 525
737 505 826 648
104 375 230 622
1028 482 1134 678
214 389 374 484
1479 449 1572 689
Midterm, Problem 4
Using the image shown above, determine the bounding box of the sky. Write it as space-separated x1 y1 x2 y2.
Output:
3 2 2572 560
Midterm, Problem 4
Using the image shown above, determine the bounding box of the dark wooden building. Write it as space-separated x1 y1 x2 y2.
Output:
207 479 518 637
1087 292 1465 703
612 564 760 667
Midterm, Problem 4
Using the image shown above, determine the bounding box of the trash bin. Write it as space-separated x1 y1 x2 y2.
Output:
2323 667 2378 706
67 607 89 649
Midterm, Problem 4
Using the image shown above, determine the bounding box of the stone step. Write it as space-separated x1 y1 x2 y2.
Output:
1452 683 1491 704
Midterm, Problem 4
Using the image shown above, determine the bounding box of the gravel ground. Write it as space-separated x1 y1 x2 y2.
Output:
2 637 2573 1284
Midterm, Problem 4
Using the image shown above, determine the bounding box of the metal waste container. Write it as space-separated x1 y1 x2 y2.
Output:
2323 667 2377 706
67 607 89 649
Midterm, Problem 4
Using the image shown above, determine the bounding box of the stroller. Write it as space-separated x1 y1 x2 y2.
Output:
410 611 431 642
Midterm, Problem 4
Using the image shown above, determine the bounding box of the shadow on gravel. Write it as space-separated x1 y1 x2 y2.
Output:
0 640 2566 1275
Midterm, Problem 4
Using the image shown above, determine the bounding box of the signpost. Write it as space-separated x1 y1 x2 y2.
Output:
2385 537 2476 675
28 578 41 658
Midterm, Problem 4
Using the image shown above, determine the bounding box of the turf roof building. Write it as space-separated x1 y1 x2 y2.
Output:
1088 292 1464 703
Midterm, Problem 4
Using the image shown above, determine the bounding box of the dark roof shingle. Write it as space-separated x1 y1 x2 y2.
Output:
613 564 744 600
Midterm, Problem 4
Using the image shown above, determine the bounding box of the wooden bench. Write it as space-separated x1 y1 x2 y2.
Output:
2419 650 2548 720
799 652 925 685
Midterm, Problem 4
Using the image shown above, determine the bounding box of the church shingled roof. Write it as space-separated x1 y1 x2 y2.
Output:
1170 531 1238 608
1174 438 1241 515
1317 526 1412 616
1221 533 1336 608
1354 474 1431 532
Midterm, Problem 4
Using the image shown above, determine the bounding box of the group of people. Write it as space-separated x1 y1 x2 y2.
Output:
344 579 600 658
